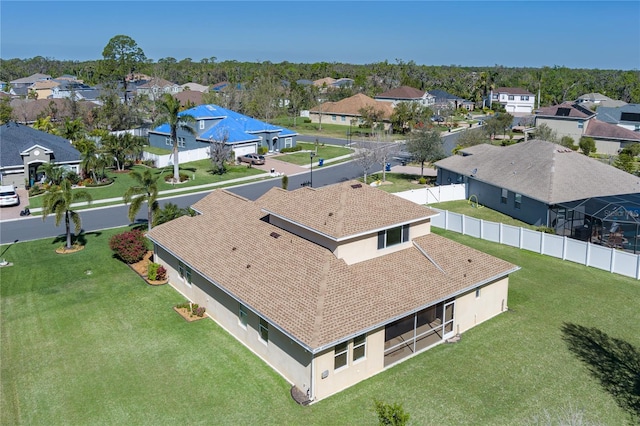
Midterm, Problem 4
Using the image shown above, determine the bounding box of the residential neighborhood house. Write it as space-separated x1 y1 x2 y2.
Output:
146 180 519 402
307 93 394 130
489 87 535 115
434 139 640 243
374 86 435 107
135 77 183 100
147 104 298 162
595 104 640 133
575 93 627 109
534 102 640 155
0 121 81 189
428 89 474 111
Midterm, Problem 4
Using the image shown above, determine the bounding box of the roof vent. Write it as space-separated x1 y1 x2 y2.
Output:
328 212 334 217
351 184 362 189
270 232 280 239
232 247 237 251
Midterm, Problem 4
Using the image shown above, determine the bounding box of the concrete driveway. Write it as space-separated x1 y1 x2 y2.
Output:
0 188 29 221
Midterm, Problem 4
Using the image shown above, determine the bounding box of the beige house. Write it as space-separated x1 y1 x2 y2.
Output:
535 102 640 155
308 94 394 130
146 181 518 403
29 80 60 100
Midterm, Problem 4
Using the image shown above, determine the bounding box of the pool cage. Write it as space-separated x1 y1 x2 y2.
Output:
550 194 640 254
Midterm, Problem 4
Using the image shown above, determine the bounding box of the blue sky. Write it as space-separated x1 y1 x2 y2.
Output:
1 1 639 70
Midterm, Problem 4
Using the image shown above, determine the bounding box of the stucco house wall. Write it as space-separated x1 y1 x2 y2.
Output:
535 116 585 142
154 246 312 392
454 277 509 334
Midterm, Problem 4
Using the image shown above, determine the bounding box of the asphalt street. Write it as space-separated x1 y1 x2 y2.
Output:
0 131 463 245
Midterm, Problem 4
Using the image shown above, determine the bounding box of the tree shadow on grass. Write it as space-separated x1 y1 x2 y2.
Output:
560 322 640 422
51 230 102 247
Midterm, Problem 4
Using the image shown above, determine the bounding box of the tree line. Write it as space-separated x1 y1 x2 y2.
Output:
2 40 639 107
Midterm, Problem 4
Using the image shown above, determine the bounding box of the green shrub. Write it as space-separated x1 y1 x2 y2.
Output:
258 146 268 155
29 184 45 197
303 118 311 123
281 175 288 190
163 172 189 182
65 171 81 185
85 178 113 187
373 400 410 426
418 177 427 185
147 262 159 280
536 226 556 234
175 301 206 317
281 145 303 153
108 229 148 264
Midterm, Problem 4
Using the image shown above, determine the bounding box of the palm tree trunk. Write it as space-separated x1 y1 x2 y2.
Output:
65 211 72 249
173 143 180 183
147 200 153 231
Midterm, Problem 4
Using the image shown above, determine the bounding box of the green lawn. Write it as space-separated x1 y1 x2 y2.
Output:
274 142 353 166
2 228 638 424
362 172 434 193
27 161 265 209
428 200 539 230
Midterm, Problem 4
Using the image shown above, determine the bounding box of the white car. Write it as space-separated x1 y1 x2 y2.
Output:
0 185 20 207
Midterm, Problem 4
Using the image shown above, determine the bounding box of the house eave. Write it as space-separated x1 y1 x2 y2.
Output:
147 235 316 353
311 267 520 354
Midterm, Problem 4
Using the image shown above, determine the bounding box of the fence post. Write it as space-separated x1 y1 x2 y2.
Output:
562 236 567 260
540 231 544 255
499 223 503 244
480 219 484 240
585 242 591 267
636 255 640 280
519 227 524 249
444 210 449 230
462 214 466 235
610 248 615 273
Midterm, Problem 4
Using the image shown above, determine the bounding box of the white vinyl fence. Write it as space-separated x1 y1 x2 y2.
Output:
142 147 210 168
393 184 466 205
393 187 640 280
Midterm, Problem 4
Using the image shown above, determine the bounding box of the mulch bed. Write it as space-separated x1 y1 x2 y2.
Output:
173 306 207 322
129 251 168 286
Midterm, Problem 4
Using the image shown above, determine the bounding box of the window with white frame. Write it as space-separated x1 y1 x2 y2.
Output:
341 115 346 122
377 224 410 249
331 115 336 121
178 137 185 148
353 334 366 361
578 120 584 129
165 137 172 146
199 120 204 130
508 95 515 101
284 137 293 148
259 318 269 342
239 304 248 327
521 96 529 101
334 341 348 370
501 188 508 204
515 193 522 209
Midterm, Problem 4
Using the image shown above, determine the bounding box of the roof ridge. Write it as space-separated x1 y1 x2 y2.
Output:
310 257 333 348
333 188 348 236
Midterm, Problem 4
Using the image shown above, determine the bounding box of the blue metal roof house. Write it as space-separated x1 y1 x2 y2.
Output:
148 104 298 160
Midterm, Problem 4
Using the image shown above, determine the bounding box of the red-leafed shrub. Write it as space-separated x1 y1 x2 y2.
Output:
109 229 148 264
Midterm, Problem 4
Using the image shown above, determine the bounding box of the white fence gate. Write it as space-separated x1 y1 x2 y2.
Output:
142 147 210 169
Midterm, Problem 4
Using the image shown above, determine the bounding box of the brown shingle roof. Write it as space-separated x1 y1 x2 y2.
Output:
435 140 640 204
260 180 439 240
495 87 533 95
147 184 517 351
535 102 595 119
310 94 394 119
173 90 203 107
585 119 640 141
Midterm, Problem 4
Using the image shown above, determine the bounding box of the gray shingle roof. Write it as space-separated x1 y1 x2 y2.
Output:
147 183 517 351
0 122 81 167
435 140 640 204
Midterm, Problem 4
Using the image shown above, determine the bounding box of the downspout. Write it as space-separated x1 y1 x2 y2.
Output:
309 353 315 402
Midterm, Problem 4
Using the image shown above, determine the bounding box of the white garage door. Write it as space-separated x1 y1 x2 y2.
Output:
233 144 258 159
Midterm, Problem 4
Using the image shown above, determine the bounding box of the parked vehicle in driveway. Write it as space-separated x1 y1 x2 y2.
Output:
238 153 265 165
0 185 20 207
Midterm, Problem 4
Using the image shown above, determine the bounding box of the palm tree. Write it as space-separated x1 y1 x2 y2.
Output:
78 139 99 183
41 179 92 250
123 169 159 231
37 162 65 185
154 93 196 183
